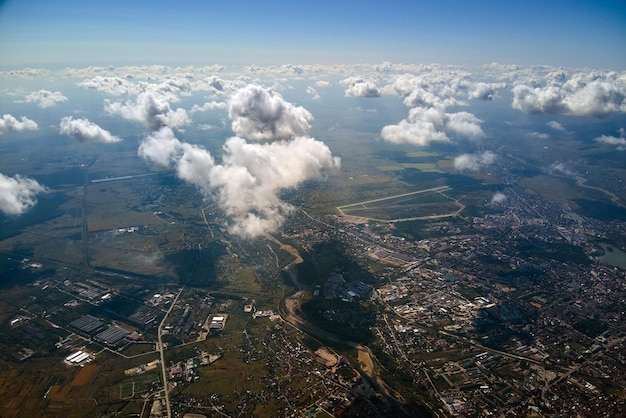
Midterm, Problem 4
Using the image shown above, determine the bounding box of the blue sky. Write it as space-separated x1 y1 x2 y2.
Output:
0 0 625 69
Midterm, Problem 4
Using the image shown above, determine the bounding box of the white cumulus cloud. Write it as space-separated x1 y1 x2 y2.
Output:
78 76 141 96
381 104 484 146
22 90 68 108
549 162 576 176
190 101 228 113
468 82 506 100
594 128 626 150
343 77 381 98
306 86 320 100
104 91 190 130
0 172 47 215
527 131 550 139
59 116 122 143
490 192 507 204
454 151 497 172
138 127 340 238
138 126 184 166
0 114 38 135
228 84 313 141
512 79 626 117
547 121 565 131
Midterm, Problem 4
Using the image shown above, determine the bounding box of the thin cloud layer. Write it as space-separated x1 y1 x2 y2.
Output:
0 172 47 215
454 151 497 172
22 90 68 108
59 116 122 143
0 114 38 135
228 84 313 141
104 91 190 130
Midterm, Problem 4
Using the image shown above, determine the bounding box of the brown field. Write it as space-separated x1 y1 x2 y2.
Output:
47 384 73 402
71 364 98 386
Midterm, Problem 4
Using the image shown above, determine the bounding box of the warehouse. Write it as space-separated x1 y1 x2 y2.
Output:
69 315 106 335
94 325 130 346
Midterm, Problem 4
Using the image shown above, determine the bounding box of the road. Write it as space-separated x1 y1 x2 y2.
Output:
158 287 183 418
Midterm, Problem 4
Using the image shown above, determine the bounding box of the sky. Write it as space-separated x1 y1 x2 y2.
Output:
0 0 625 69
0 0 625 239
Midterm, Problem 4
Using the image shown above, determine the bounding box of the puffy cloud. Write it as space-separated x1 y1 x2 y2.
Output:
206 136 340 238
382 75 428 97
190 101 228 113
512 79 626 117
78 76 141 96
138 127 184 166
315 80 331 88
549 162 575 176
382 74 467 107
228 84 313 141
59 116 121 143
381 118 448 146
594 128 626 150
0 172 47 215
527 131 550 139
343 77 381 98
21 90 68 108
446 111 485 138
144 77 192 102
0 68 49 79
490 192 507 204
402 88 442 107
547 121 565 131
138 127 340 238
468 82 506 100
194 75 226 92
512 85 566 114
0 114 38 135
104 91 190 129
454 151 497 172
566 81 625 117
79 75 192 102
381 104 484 146
306 86 320 100
190 75 244 94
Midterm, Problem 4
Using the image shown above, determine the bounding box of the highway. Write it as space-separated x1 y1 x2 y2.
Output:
157 287 183 418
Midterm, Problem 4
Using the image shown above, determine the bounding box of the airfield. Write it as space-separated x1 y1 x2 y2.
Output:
336 186 465 223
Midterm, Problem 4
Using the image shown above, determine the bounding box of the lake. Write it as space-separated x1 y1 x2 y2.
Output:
597 243 626 270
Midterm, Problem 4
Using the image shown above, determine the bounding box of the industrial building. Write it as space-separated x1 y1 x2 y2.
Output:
64 350 92 366
94 325 130 346
69 315 106 335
